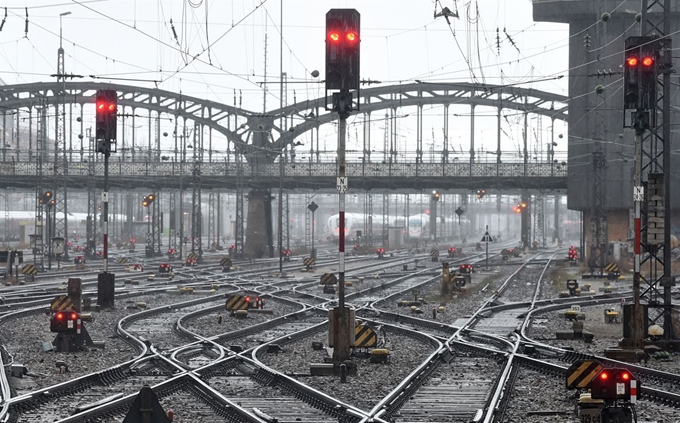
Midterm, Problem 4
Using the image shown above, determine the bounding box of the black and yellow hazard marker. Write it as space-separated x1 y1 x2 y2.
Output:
21 264 37 275
303 257 315 270
220 257 232 267
320 273 337 285
225 295 249 311
354 324 378 348
51 295 75 312
187 253 198 262
565 360 604 390
118 257 128 264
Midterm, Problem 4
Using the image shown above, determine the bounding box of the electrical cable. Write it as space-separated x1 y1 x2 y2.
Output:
69 0 269 91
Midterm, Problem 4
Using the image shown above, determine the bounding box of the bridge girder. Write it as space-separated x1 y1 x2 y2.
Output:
0 81 568 161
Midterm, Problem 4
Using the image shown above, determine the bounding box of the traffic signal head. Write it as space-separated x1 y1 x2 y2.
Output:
476 189 486 199
623 36 659 113
514 202 528 213
142 193 155 207
325 9 361 92
590 368 638 401
40 191 54 206
95 89 117 143
432 191 440 202
50 311 79 332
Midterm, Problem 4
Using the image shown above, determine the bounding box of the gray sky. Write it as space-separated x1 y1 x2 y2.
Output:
0 1 573 160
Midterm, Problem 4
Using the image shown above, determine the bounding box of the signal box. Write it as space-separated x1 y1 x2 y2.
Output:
590 368 639 403
51 311 80 333
447 247 456 257
459 264 474 274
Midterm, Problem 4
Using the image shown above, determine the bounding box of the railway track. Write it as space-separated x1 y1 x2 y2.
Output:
4 246 680 423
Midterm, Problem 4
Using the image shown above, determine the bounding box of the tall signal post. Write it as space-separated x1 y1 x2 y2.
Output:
326 9 360 371
624 0 674 348
95 90 117 308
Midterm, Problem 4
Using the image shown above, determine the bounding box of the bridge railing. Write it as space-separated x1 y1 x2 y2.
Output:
0 160 567 179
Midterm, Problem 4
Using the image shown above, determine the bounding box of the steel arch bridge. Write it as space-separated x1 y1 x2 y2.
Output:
0 80 568 259
0 80 567 162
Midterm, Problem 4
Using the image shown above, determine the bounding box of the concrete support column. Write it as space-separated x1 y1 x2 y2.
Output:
521 193 531 251
245 189 273 258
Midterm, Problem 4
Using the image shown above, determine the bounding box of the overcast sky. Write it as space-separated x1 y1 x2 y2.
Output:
0 1 574 161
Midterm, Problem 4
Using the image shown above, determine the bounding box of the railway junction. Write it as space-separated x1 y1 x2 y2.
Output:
0 1 678 422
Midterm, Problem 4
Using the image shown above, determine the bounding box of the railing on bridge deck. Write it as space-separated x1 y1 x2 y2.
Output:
0 159 567 179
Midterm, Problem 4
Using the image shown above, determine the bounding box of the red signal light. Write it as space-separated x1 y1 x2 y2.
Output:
56 312 64 320
600 371 609 380
642 56 654 67
346 31 358 42
107 103 116 112
97 102 106 111
329 31 340 42
70 312 77 320
621 372 630 381
245 296 251 302
626 56 639 67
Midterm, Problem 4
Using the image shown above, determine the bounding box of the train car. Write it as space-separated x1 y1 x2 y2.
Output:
0 211 128 245
407 213 467 241
407 214 429 239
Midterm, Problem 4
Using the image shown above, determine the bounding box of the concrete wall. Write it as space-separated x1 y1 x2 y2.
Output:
533 0 680 212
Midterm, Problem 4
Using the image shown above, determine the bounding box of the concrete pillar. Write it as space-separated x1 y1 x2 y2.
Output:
245 189 273 258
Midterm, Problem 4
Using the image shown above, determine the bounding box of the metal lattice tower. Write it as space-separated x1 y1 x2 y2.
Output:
235 152 245 256
304 194 311 249
283 193 290 250
53 45 68 257
152 191 161 255
383 113 389 162
168 190 177 250
33 100 48 269
208 192 216 249
86 179 96 257
2 193 8 248
638 0 674 343
217 192 222 249
369 194 375 246
191 123 203 259
86 130 97 258
382 194 388 248
534 194 546 248
590 150 607 272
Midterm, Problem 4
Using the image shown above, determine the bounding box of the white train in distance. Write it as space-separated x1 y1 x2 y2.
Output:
2 211 127 232
326 212 464 241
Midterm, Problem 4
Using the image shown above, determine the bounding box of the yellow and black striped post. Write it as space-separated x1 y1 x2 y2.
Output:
225 295 249 311
353 325 377 348
565 360 604 390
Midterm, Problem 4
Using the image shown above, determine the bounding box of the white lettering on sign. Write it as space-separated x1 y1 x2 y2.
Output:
633 186 644 202
336 177 348 194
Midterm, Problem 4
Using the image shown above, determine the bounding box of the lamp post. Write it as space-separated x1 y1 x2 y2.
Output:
59 12 71 49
